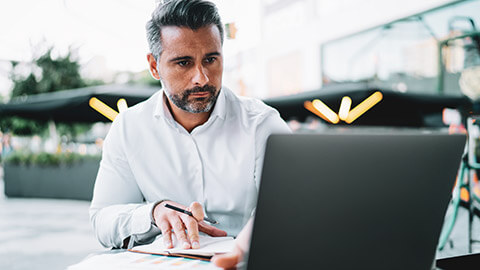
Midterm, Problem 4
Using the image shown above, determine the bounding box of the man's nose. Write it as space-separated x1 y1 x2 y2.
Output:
192 64 209 86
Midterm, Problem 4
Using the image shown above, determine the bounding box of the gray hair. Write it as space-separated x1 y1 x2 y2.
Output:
146 0 224 61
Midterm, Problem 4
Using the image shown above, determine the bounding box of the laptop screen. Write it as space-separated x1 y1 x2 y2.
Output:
246 131 465 270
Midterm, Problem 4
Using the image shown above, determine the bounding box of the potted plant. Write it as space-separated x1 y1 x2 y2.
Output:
3 151 100 200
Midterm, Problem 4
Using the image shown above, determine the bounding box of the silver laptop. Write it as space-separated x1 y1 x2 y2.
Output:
246 130 466 270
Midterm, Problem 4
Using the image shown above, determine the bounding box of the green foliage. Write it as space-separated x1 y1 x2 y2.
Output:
129 70 162 87
0 116 48 136
56 122 92 141
84 78 105 87
4 151 100 167
3 45 96 137
10 74 38 97
10 47 86 97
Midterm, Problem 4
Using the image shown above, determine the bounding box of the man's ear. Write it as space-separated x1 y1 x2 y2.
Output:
147 53 161 80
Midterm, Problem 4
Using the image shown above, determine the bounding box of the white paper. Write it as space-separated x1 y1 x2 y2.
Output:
130 235 235 257
68 251 223 270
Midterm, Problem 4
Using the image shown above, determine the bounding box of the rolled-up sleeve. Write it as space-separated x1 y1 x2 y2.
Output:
89 114 160 248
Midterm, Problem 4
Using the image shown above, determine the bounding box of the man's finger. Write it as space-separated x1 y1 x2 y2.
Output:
189 201 204 221
170 216 190 249
157 221 173 248
211 247 243 269
180 215 200 249
199 221 227 237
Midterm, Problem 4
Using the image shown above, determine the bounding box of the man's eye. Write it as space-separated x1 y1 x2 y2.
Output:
177 61 190 67
204 57 216 64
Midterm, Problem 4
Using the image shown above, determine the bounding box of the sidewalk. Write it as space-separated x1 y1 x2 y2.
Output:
0 166 104 270
1 164 480 269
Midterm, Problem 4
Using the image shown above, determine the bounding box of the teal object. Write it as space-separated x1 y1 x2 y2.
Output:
438 116 480 252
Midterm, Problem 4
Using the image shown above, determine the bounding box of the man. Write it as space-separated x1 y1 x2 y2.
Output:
89 0 290 268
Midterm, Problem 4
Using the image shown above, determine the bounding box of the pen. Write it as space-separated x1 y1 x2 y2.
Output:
164 203 219 224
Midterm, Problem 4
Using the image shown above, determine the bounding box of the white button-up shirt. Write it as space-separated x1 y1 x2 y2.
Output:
89 87 290 248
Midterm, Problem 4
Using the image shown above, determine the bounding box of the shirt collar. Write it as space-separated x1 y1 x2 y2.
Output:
152 89 173 121
210 87 226 121
153 87 226 121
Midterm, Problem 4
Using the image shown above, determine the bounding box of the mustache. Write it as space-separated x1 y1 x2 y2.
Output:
184 85 217 96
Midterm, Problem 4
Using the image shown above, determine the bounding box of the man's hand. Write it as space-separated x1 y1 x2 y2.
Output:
153 201 227 249
211 218 253 269
211 245 243 270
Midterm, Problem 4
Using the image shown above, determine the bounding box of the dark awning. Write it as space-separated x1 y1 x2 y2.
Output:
0 84 159 123
263 83 472 127
0 82 472 127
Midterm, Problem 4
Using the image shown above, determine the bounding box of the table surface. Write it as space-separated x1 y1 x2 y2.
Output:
436 252 480 270
67 249 223 270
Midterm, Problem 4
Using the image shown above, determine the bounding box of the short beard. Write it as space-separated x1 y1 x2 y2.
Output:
165 85 219 113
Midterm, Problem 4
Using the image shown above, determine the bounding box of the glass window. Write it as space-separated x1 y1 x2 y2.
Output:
321 0 480 96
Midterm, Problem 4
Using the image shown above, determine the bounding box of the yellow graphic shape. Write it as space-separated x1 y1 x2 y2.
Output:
304 91 383 124
117 98 128 113
89 97 119 122
312 99 339 124
338 96 352 121
304 101 330 123
345 91 383 124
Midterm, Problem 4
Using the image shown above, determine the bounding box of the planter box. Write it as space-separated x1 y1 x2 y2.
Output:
4 159 100 200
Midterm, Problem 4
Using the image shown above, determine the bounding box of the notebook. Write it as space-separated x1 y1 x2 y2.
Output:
245 130 466 270
129 234 234 261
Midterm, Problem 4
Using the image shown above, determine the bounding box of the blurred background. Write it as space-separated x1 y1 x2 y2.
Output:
1 0 480 269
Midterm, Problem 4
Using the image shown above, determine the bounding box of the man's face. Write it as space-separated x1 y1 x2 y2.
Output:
150 25 223 113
